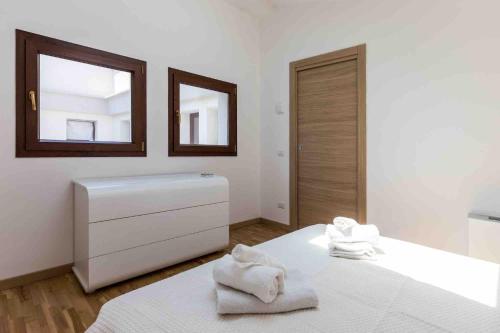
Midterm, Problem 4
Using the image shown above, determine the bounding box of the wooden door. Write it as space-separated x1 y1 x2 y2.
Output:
290 45 366 229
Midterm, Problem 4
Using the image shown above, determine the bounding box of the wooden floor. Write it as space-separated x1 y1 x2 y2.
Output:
0 222 288 333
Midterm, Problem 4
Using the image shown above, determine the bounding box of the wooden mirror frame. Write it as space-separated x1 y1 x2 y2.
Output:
16 30 147 157
168 68 237 156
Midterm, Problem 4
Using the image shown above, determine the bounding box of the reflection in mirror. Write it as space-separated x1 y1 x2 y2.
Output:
179 84 228 146
39 55 132 143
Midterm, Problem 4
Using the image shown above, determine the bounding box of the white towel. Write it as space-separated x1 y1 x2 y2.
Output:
215 270 318 314
325 223 380 245
329 251 377 260
326 218 380 260
231 244 287 276
329 241 375 253
329 241 377 260
213 255 285 303
333 216 359 231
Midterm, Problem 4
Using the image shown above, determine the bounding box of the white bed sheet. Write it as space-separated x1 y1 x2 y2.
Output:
88 224 500 333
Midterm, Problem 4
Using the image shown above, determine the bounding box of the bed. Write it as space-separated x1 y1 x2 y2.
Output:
88 224 500 332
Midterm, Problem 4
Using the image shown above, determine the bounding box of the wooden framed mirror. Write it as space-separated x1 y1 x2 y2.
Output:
16 30 147 157
168 68 237 156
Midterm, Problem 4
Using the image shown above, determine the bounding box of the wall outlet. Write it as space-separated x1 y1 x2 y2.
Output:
277 202 285 209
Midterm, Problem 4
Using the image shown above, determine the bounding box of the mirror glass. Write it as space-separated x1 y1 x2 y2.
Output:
39 55 132 143
179 84 228 146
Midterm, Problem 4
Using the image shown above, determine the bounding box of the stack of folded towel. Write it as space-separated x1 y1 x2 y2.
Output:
213 244 318 314
325 216 380 260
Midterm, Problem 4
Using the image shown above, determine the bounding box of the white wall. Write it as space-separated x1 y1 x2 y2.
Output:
218 93 229 144
41 92 108 116
112 115 132 142
40 110 113 141
180 113 191 144
108 91 131 115
260 0 500 255
180 95 227 145
206 108 218 144
40 91 131 141
0 0 261 280
40 110 130 142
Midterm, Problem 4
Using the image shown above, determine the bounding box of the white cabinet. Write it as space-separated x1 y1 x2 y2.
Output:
468 213 500 264
73 173 229 292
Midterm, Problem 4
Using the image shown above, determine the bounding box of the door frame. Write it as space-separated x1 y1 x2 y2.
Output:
289 44 367 230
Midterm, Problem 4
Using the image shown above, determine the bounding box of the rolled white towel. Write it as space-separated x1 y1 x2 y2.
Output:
231 244 287 275
213 255 284 303
326 221 380 260
333 216 359 231
325 224 380 245
329 241 375 254
215 269 318 314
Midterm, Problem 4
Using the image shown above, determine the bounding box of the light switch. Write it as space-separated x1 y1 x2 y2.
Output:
275 103 284 115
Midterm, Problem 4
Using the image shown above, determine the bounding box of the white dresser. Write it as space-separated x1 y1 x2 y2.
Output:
468 213 500 264
73 173 229 293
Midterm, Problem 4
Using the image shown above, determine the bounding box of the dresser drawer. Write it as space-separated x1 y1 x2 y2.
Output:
78 174 229 222
76 226 229 292
89 202 228 258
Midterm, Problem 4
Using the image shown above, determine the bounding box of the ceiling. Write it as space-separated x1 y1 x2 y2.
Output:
225 0 328 19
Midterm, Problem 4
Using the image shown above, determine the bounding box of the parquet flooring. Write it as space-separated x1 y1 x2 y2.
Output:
0 222 288 332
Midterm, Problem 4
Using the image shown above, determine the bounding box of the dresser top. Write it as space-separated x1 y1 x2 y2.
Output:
74 173 226 190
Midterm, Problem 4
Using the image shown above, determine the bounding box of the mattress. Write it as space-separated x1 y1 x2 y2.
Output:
88 224 500 333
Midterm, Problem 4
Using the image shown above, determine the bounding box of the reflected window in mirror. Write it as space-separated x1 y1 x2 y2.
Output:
16 30 146 157
39 55 132 143
169 68 237 156
66 119 96 141
179 84 228 146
